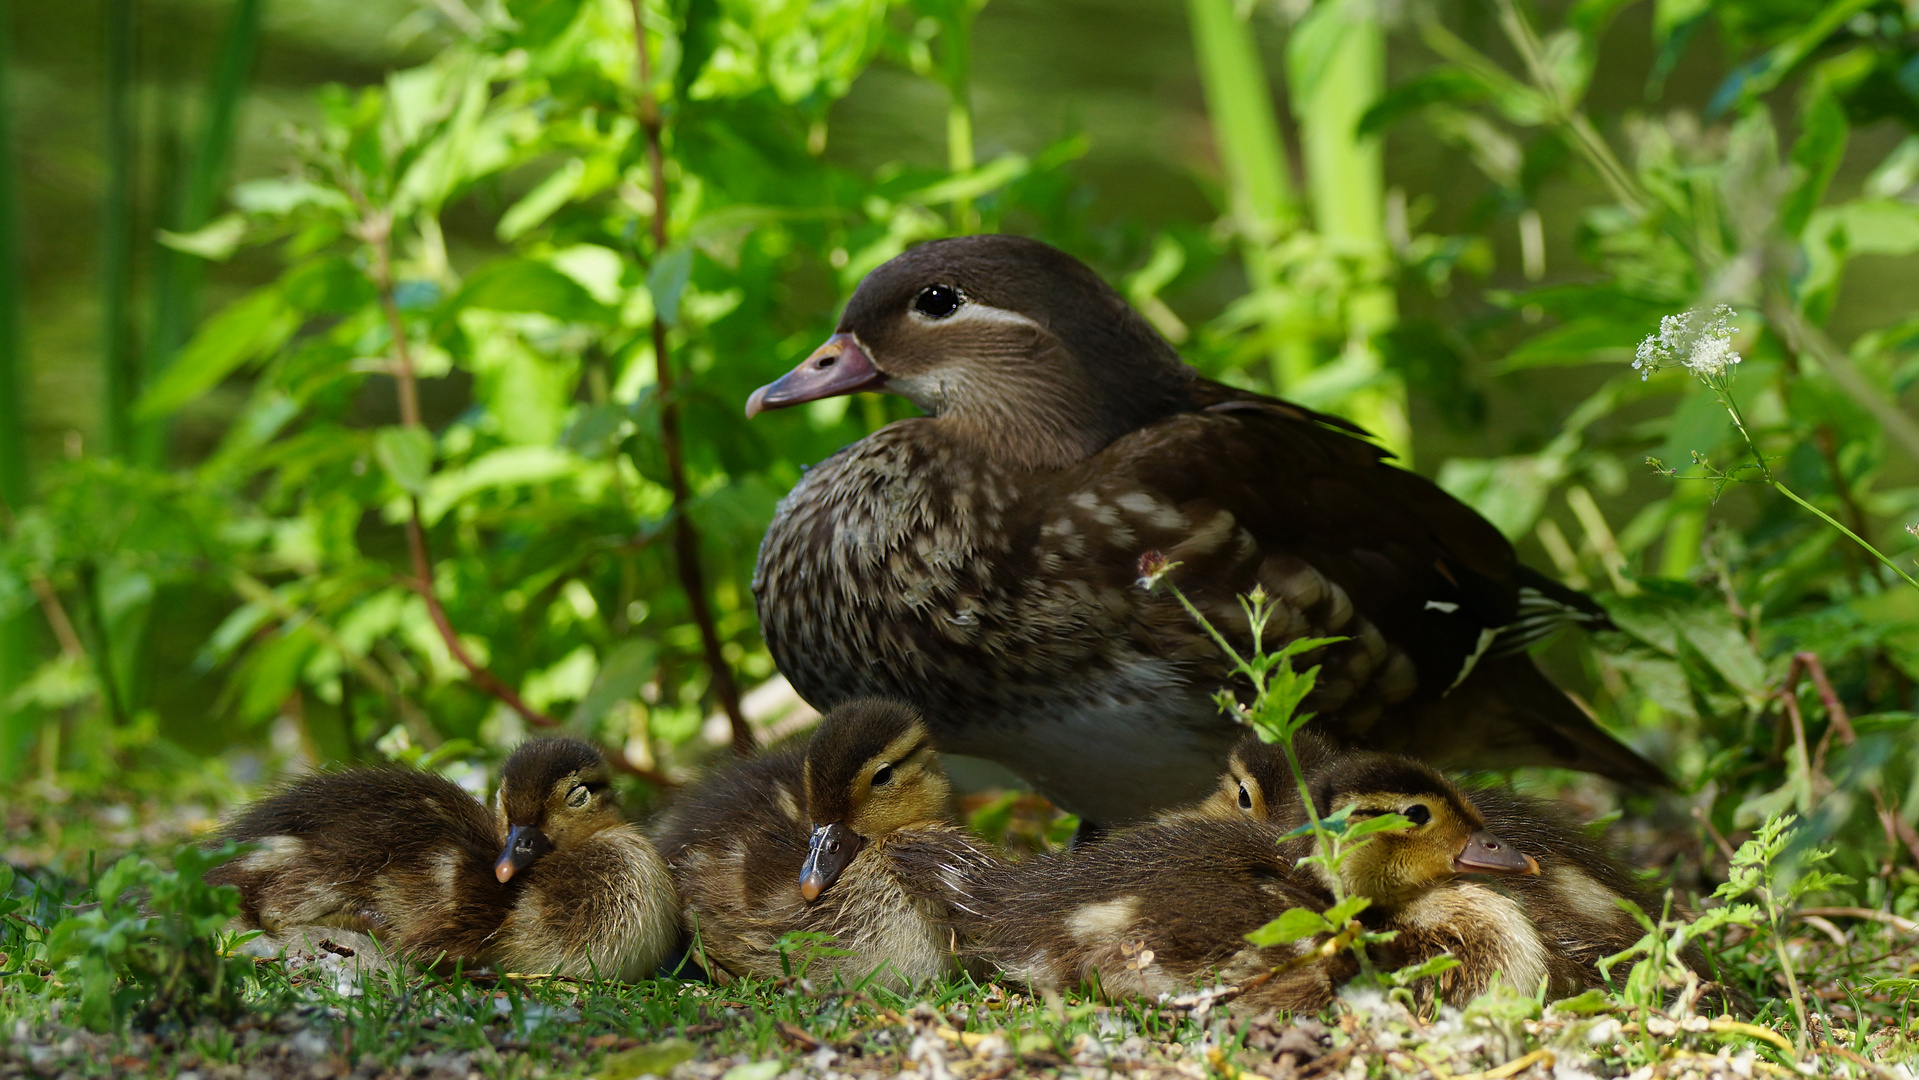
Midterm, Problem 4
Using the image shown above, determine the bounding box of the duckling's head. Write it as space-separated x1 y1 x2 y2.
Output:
1196 731 1336 823
797 699 948 902
1304 754 1538 907
493 737 621 884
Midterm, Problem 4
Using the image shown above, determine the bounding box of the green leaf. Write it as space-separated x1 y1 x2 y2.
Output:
1243 906 1332 946
568 640 657 728
1782 85 1847 237
156 214 248 262
1323 895 1371 926
447 258 611 323
598 1040 698 1080
498 159 586 242
647 246 693 328
1357 70 1490 137
1340 812 1414 841
135 289 295 419
675 0 722 98
1497 319 1643 371
374 426 436 496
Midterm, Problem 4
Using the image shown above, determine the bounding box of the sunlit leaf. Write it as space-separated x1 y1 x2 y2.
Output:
1243 906 1331 946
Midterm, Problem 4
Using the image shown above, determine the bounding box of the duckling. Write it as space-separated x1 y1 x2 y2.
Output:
890 815 1355 1011
894 755 1545 1010
650 698 980 989
210 737 677 981
483 738 680 981
1194 732 1702 997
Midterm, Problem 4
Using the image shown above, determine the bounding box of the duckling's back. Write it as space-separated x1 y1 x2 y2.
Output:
211 766 504 953
893 817 1348 1008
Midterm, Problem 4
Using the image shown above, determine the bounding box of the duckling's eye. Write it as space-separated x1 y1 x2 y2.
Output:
871 763 894 788
566 784 591 808
1402 803 1431 826
914 284 962 319
1238 783 1253 810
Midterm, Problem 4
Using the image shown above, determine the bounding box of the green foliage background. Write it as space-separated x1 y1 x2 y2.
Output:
6 0 1919 910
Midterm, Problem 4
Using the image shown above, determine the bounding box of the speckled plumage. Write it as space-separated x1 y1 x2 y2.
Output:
889 817 1354 1011
649 700 977 990
750 235 1659 825
210 738 678 981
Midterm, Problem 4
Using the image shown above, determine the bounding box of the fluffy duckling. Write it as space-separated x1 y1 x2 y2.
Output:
1194 732 1700 997
891 816 1355 1010
650 699 980 989
210 738 677 981
895 755 1545 1010
484 738 680 981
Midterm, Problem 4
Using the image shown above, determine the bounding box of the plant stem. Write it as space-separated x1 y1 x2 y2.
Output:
938 3 978 233
355 208 678 784
100 0 139 458
628 0 752 757
141 0 264 466
1713 372 1919 593
0 0 33 776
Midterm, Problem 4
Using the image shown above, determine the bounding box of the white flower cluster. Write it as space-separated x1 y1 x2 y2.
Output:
1633 305 1741 381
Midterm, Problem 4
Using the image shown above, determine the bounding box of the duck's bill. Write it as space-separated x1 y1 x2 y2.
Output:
495 824 553 884
746 333 886 417
798 822 866 902
1452 830 1540 876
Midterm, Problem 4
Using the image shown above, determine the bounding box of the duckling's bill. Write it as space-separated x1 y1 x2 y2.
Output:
496 824 553 883
799 822 865 901
1454 829 1539 876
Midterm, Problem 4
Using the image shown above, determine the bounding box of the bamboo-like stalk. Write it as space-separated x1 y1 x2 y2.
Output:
101 0 139 457
626 0 753 756
0 0 31 780
1286 0 1407 458
1184 0 1316 397
140 0 263 466
1187 0 1298 263
936 2 979 232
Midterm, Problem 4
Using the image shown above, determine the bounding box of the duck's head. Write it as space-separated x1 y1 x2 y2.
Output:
1302 754 1539 906
493 737 621 884
745 235 1195 470
797 699 949 902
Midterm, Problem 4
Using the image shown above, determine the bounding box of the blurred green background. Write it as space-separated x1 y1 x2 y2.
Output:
5 0 1919 892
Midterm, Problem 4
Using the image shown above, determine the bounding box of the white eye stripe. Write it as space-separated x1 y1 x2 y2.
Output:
909 300 1042 332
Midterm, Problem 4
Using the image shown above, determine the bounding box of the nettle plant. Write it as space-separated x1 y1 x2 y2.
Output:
1137 553 1414 985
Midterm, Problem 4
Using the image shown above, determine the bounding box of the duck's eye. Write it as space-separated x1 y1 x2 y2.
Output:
566 784 591 808
913 284 962 319
1403 803 1431 826
1238 783 1253 810
871 763 894 788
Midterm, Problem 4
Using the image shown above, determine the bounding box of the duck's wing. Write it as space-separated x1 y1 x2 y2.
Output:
1033 396 1661 785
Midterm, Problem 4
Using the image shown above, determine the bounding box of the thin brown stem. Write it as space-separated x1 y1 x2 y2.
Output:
628 0 751 757
0 496 83 660
353 202 675 786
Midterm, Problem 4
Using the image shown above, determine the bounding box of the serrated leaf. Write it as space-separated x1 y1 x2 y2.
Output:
1244 906 1332 946
374 426 435 495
